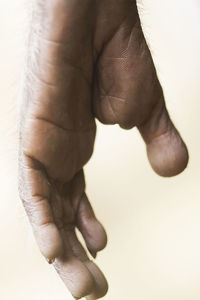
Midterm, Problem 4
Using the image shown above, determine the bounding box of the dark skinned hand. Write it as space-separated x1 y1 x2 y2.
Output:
19 0 188 299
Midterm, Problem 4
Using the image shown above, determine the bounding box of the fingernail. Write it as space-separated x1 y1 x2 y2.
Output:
88 249 97 259
47 258 55 264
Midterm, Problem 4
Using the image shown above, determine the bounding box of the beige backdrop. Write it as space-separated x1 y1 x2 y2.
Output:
0 0 200 299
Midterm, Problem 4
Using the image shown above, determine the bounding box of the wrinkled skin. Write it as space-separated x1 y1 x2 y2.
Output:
19 0 188 299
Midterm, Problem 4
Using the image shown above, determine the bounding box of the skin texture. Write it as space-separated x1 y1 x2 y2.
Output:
19 0 189 299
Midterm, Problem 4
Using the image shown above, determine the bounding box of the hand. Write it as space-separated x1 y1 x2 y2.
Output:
19 0 188 299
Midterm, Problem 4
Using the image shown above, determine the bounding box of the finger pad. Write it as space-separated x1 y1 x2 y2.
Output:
147 132 189 177
85 261 109 299
36 223 63 259
55 258 94 298
80 219 107 253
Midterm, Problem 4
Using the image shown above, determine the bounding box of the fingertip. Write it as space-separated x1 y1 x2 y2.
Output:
81 219 108 255
77 194 107 254
54 258 94 299
71 271 94 300
35 223 63 260
85 261 109 299
147 129 189 177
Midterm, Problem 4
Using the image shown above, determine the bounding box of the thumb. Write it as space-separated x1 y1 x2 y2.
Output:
138 96 188 177
136 1 188 176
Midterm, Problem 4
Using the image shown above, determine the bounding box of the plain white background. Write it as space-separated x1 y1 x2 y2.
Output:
0 0 200 299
